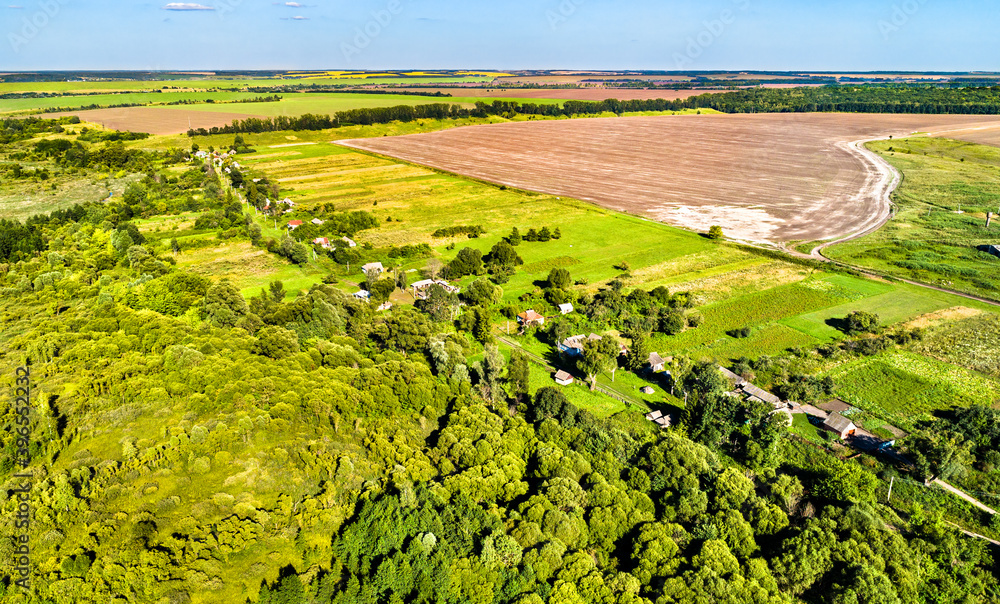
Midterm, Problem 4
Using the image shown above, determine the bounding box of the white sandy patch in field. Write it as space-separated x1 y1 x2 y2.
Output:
649 205 786 243
269 142 318 148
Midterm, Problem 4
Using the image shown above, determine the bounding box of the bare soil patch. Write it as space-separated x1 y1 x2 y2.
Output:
43 106 262 135
903 306 982 330
340 113 1000 243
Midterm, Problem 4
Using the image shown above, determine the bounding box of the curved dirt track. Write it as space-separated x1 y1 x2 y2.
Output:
340 113 1000 244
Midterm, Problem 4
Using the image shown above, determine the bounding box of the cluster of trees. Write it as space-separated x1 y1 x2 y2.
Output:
508 226 561 244
433 225 486 238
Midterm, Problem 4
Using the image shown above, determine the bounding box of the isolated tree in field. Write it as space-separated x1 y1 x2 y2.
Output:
547 267 572 290
395 267 408 291
552 227 562 240
538 226 552 241
844 311 880 335
508 227 522 246
486 240 522 270
170 238 181 254
447 247 484 278
708 225 725 240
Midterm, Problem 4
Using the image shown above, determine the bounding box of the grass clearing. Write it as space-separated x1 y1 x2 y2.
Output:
826 350 1000 430
825 137 1000 299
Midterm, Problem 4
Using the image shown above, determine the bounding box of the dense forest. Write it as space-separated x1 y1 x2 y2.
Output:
0 118 998 603
186 84 1000 136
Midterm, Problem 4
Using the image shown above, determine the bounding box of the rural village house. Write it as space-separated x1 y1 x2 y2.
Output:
342 237 357 248
353 290 371 301
648 352 666 373
554 370 575 386
287 220 303 230
314 237 331 249
517 310 545 327
558 303 574 315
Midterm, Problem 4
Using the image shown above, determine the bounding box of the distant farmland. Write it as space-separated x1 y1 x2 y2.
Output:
340 113 1000 243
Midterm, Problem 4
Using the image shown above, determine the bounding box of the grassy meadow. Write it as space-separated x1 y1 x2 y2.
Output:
825 137 1000 299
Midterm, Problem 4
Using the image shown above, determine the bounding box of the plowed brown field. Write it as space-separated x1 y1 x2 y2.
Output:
339 113 1000 243
44 107 262 135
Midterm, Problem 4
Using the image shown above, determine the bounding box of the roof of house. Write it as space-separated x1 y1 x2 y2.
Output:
287 220 303 227
311 218 325 225
554 370 574 382
314 237 329 245
362 262 384 272
412 279 435 289
823 412 856 434
649 352 665 367
353 290 370 299
518 310 545 322
645 410 664 421
558 303 574 312
818 399 853 414
740 383 782 406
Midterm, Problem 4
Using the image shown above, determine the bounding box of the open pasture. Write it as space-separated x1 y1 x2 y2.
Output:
340 113 1000 243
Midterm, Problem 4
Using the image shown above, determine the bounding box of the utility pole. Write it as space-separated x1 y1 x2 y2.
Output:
887 476 895 503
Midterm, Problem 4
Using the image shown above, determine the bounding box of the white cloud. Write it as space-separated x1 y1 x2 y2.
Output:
162 3 215 10
285 2 304 7
292 15 308 19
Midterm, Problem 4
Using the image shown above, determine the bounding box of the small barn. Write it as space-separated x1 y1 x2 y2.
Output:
558 303 574 315
822 412 857 440
554 370 575 386
648 352 666 373
362 262 384 277
645 410 672 429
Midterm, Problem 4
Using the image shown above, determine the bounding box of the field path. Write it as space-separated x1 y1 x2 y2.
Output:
808 137 901 259
933 479 998 516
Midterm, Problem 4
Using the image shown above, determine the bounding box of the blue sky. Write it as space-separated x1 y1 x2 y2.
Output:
1 0 998 71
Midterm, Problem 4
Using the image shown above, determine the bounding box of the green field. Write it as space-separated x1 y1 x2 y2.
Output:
825 137 1000 299
826 350 1000 430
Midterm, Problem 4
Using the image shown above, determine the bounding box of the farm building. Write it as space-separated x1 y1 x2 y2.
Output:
559 335 586 356
342 237 357 248
554 370 575 386
362 262 384 277
313 237 331 249
517 310 545 327
740 383 783 408
645 410 672 429
648 352 666 373
311 218 325 225
822 413 857 439
977 244 1000 259
558 303 574 315
353 290 371 301
412 279 461 300
719 366 748 387
287 220 303 230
